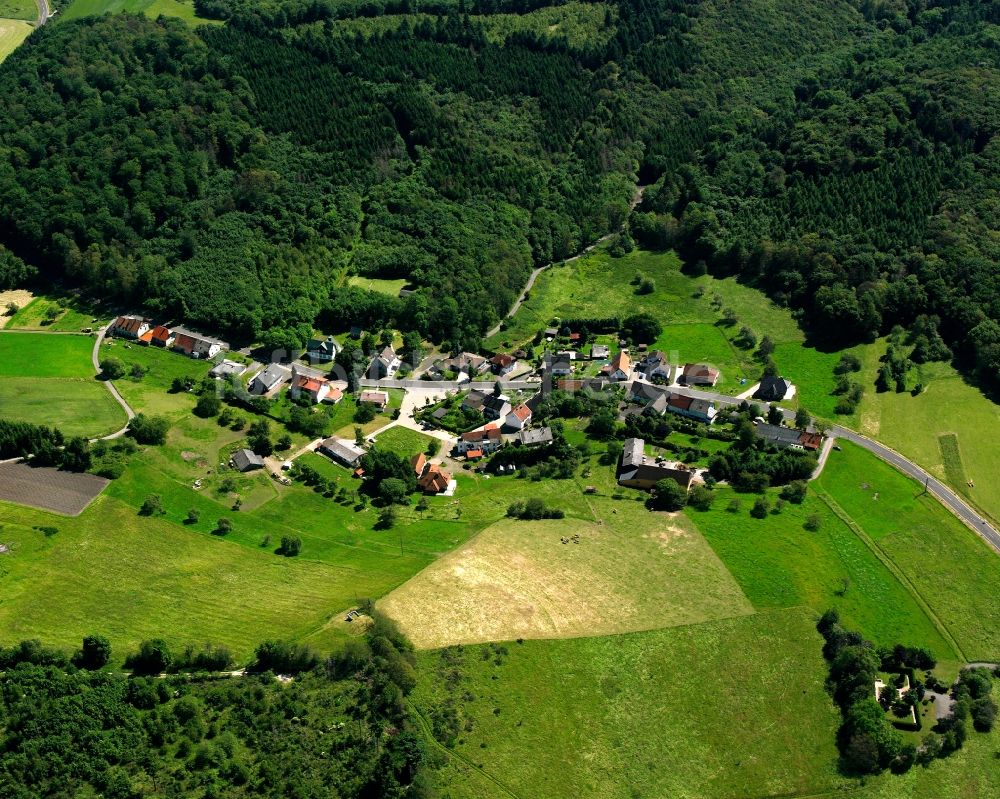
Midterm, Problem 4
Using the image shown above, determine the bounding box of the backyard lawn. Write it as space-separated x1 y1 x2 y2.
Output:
370 425 437 458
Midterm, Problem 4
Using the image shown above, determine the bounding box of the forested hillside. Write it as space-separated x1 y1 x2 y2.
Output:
0 0 999 380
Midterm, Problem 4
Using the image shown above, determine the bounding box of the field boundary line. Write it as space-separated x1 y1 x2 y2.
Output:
411 707 522 799
813 487 966 662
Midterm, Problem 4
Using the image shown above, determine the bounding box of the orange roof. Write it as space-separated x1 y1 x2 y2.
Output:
294 374 326 393
610 351 631 372
113 315 146 335
465 449 483 459
150 325 171 342
461 425 502 443
138 330 154 343
411 452 427 476
509 404 531 422
419 464 450 492
173 333 196 354
327 387 343 403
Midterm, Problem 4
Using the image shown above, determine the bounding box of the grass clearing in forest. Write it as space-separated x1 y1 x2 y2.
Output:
413 608 844 799
347 276 409 297
380 499 753 648
61 0 222 22
3 295 103 331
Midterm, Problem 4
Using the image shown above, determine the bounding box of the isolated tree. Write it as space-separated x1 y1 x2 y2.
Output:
99 357 126 380
139 494 164 516
687 484 715 511
278 535 301 556
194 393 221 418
185 508 200 525
756 335 775 359
750 497 769 518
127 414 169 445
213 518 233 536
767 404 783 425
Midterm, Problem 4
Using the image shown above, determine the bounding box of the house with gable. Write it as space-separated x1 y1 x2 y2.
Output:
109 315 149 340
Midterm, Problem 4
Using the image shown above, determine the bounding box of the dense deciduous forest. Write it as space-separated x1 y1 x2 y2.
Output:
0 0 998 383
0 613 428 798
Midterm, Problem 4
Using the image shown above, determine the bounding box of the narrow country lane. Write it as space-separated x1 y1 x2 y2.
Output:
91 325 136 440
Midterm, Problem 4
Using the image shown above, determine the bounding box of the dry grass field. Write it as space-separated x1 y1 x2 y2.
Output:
379 499 753 648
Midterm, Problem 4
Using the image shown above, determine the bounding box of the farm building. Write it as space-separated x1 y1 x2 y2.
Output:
319 438 366 468
172 328 227 359
753 421 822 451
617 437 694 491
232 448 264 472
109 315 149 339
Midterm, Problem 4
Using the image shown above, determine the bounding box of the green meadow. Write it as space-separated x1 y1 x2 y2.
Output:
3 295 104 332
0 0 35 20
61 0 222 24
370 425 436 458
0 332 126 437
686 485 956 659
413 608 845 799
816 441 1000 661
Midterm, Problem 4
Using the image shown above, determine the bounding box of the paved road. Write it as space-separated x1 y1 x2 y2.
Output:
35 0 50 26
830 425 1000 554
91 326 136 440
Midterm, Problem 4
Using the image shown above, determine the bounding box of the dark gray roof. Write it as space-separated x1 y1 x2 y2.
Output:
519 427 553 446
754 421 802 447
320 437 365 465
232 448 264 472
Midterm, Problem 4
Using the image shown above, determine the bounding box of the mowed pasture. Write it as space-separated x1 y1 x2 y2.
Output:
370 425 436 458
413 608 845 799
0 332 126 437
0 377 126 437
816 441 1000 661
856 355 1000 527
0 18 31 63
687 485 957 660
0 0 36 20
380 499 753 648
0 496 362 662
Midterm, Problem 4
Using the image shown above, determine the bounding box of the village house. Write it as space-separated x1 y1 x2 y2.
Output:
461 389 489 413
617 437 694 491
547 354 573 376
147 325 174 347
306 335 339 363
441 352 489 375
290 371 341 404
626 381 671 415
231 448 264 473
556 377 609 393
753 421 822 451
455 424 503 455
369 346 401 379
639 350 671 382
753 375 792 402
249 364 289 396
681 363 720 387
358 390 389 411
482 392 512 422
505 403 532 430
319 437 366 468
172 328 227 359
667 394 717 424
109 315 149 340
209 360 246 379
590 343 610 360
518 426 553 446
490 353 518 376
411 453 452 494
601 350 632 381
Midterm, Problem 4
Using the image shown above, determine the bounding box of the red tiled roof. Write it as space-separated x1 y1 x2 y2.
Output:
610 351 631 372
138 330 154 343
113 316 145 335
327 387 343 403
509 404 531 422
293 374 326 393
491 353 516 367
683 363 719 379
668 394 694 411
173 333 196 354
799 432 823 450
419 464 450 492
461 425 502 443
150 325 171 343
411 452 427 476
465 449 483 459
